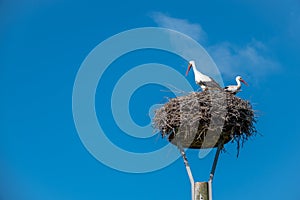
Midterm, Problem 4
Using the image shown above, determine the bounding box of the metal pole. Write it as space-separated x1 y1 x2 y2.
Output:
179 142 223 200
207 141 223 200
209 142 223 182
178 146 195 200
208 180 212 200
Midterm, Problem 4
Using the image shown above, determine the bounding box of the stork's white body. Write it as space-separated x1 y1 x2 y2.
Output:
186 61 221 91
224 76 248 94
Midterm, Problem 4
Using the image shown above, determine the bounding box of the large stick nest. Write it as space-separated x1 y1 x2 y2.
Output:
153 90 257 153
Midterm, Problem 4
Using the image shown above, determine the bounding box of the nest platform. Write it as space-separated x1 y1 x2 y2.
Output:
153 90 256 152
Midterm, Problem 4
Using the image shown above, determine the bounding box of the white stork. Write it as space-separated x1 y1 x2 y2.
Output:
224 76 248 94
186 60 222 91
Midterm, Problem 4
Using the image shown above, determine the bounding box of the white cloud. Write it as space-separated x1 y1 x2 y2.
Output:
151 12 281 83
288 10 300 44
150 12 223 84
151 12 207 43
207 39 280 80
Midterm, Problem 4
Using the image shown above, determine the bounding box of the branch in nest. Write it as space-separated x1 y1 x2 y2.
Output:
152 90 257 156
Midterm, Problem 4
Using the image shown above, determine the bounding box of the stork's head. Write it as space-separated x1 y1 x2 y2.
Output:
236 76 248 86
186 60 195 76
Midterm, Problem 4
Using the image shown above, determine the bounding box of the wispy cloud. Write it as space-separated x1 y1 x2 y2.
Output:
150 12 223 84
151 12 281 82
207 39 280 80
151 12 207 43
288 9 300 44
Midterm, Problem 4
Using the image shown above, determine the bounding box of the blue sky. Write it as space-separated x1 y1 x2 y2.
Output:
1 0 300 200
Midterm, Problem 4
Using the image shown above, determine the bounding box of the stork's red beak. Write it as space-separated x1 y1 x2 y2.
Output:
186 63 192 76
241 79 248 86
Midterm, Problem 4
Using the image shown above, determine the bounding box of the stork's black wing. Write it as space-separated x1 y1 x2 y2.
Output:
200 78 222 90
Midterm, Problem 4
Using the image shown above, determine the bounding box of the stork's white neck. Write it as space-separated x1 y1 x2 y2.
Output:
191 63 200 73
191 63 211 82
235 77 242 89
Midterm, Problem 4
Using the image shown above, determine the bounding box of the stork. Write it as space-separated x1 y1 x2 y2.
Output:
186 60 222 91
224 76 248 94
